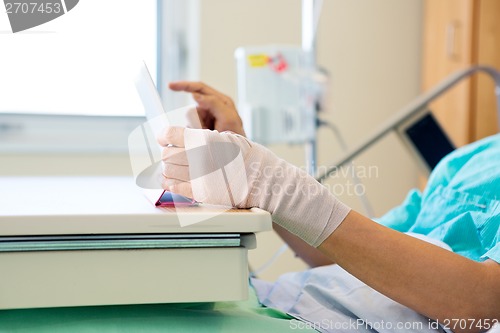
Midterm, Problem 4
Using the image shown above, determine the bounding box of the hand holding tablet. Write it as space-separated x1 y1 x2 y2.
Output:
131 62 200 207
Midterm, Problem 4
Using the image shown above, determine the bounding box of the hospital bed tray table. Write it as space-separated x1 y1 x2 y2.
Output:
0 176 272 310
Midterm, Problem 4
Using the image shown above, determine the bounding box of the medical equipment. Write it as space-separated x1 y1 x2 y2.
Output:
235 0 325 177
316 65 500 183
235 46 317 146
0 176 271 309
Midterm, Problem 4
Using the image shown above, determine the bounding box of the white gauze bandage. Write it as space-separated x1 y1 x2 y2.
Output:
184 128 351 247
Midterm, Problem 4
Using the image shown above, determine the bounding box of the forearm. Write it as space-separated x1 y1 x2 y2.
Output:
319 210 500 332
273 223 335 268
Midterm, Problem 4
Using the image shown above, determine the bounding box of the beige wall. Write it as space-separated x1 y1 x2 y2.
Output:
197 0 423 280
0 0 424 281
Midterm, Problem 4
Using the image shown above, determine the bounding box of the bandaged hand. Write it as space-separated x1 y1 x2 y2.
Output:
158 127 351 247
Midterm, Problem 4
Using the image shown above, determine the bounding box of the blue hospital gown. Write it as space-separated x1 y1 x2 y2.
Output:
253 134 500 333
379 133 500 263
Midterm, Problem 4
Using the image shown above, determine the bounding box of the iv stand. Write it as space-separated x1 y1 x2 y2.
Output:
302 0 323 175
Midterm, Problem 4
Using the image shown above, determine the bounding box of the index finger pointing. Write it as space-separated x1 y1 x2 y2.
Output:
157 126 185 147
168 81 219 96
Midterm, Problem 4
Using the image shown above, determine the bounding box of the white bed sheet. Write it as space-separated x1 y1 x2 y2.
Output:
251 234 473 333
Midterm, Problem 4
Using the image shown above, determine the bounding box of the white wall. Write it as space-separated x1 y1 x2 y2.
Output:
0 0 424 281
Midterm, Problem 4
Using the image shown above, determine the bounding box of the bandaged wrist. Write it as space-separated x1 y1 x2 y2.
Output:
249 156 351 247
183 128 351 247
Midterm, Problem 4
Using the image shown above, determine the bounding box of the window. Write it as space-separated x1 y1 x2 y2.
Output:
0 0 157 117
0 0 155 153
0 0 198 153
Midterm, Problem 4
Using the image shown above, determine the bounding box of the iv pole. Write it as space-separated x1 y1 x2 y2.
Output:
302 0 323 175
301 1 375 217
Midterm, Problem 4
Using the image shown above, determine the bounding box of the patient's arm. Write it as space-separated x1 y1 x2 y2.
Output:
273 224 334 267
167 81 499 330
319 210 500 333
